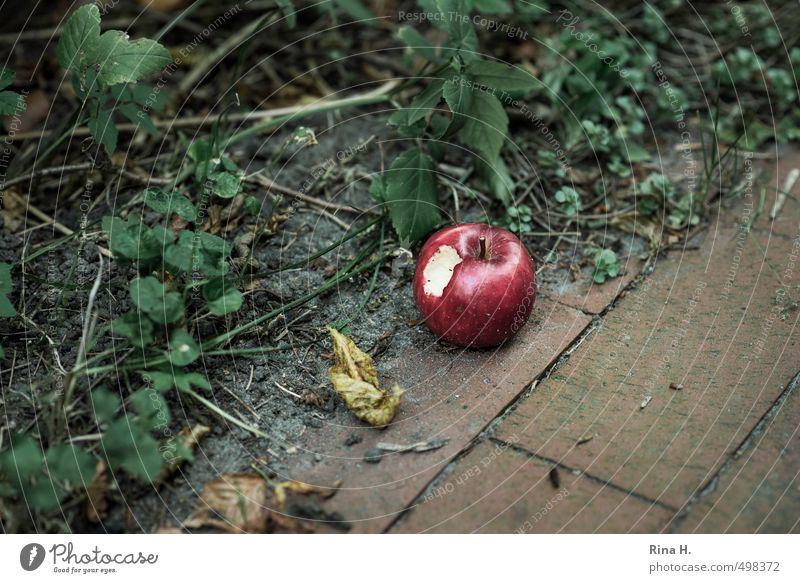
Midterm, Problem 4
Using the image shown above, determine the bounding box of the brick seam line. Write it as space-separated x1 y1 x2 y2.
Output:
382 257 662 532
489 437 679 512
668 369 800 533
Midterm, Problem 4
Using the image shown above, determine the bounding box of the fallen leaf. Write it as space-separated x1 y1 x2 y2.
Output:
184 472 268 533
161 424 210 477
84 461 108 524
272 480 337 509
327 327 403 427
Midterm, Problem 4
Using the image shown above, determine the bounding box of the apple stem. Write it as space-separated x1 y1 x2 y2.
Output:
479 236 487 259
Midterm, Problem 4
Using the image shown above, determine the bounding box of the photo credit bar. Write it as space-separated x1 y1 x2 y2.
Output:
0 535 796 581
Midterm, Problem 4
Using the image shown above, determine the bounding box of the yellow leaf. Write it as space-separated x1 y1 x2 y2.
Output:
327 327 403 427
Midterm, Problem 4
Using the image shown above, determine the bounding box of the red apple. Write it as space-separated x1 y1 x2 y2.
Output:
413 223 537 348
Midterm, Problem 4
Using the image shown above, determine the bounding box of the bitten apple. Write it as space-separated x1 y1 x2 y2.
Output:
413 223 537 348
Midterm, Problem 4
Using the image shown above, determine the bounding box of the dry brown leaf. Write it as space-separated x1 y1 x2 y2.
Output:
84 461 108 524
161 424 210 478
183 472 268 533
327 327 403 427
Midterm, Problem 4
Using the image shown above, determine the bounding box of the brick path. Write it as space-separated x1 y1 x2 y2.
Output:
297 149 800 533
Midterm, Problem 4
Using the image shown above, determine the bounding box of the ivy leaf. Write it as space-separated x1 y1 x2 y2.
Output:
458 90 508 164
143 188 197 221
406 79 445 126
87 107 117 156
465 60 541 92
45 444 95 485
203 278 243 316
384 148 441 246
57 4 102 75
169 329 200 366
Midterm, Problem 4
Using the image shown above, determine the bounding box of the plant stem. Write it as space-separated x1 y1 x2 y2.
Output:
182 387 274 441
226 82 398 145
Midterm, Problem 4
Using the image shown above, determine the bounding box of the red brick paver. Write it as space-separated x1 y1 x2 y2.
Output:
392 440 673 533
289 299 593 532
674 373 800 533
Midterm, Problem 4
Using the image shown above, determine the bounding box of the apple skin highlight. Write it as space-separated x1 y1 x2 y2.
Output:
413 223 537 348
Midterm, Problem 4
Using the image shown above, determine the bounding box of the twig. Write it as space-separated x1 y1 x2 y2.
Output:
5 189 112 258
275 382 303 400
4 81 400 143
245 174 375 216
770 168 799 220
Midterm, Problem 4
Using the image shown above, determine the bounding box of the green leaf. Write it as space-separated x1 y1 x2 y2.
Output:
210 171 242 199
163 230 195 273
188 139 213 181
384 148 441 245
45 444 95 485
102 419 163 481
442 76 474 135
0 68 14 90
57 4 102 75
129 389 170 431
475 156 514 205
203 278 243 316
0 92 23 116
143 188 197 221
92 30 171 88
118 103 159 136
368 175 387 203
398 26 440 63
406 79 445 126
0 262 15 318
465 60 540 92
458 91 508 164
473 0 512 13
87 107 118 155
130 276 184 324
244 195 261 216
169 329 201 366
146 369 211 393
90 387 121 424
102 215 164 263
276 0 297 27
0 434 41 482
111 311 155 348
436 0 478 60
336 0 374 21
28 480 67 511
